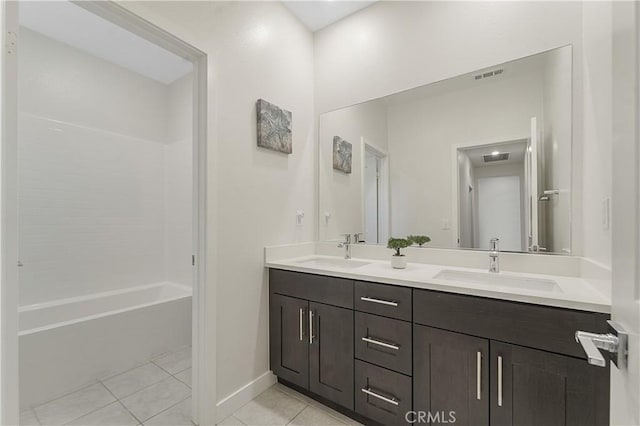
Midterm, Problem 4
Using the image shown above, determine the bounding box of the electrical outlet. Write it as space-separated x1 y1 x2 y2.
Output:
296 210 305 226
441 219 450 230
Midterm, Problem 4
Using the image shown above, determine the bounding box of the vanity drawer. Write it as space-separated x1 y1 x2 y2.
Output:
269 269 353 309
355 360 412 426
355 312 412 375
413 289 609 359
355 281 411 321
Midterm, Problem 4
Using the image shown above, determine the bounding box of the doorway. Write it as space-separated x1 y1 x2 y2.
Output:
2 2 208 425
363 143 388 244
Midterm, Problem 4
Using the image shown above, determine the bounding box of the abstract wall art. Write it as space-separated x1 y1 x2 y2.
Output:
333 136 352 174
256 99 292 154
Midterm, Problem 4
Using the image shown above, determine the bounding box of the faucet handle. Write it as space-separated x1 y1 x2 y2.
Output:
354 233 365 244
490 238 500 251
341 233 352 244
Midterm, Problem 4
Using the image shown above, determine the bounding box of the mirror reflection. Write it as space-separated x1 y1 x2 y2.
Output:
319 46 572 254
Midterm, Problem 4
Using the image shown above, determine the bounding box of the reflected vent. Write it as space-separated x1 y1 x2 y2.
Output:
483 152 510 162
474 68 504 81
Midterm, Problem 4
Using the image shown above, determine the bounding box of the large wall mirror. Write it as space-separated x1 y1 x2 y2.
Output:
319 46 572 254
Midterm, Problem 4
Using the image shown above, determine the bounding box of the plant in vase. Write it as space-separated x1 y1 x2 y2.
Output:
408 235 431 247
387 237 412 269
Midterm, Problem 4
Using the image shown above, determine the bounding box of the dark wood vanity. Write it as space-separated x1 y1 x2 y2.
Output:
269 268 610 426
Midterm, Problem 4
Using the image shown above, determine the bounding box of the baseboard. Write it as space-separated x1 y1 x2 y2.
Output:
215 371 277 422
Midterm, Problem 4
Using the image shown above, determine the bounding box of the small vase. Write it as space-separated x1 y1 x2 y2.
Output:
390 255 407 269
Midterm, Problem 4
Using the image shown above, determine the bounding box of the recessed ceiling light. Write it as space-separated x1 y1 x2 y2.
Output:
491 151 500 156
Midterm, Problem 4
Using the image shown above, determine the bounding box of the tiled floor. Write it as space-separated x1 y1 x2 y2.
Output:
20 346 359 426
217 384 362 426
20 346 193 426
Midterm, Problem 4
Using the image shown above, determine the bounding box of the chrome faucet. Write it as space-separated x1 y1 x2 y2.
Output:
489 238 500 273
338 234 353 259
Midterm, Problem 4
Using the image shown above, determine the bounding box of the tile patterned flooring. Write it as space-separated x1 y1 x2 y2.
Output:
217 384 362 426
20 347 193 426
20 346 360 426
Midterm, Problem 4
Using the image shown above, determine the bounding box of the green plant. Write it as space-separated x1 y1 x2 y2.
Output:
408 235 431 247
387 238 412 257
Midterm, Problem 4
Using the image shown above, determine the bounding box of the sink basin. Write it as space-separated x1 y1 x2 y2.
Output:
296 257 371 270
434 269 561 293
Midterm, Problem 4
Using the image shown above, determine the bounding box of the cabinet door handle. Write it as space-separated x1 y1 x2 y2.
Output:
362 336 400 350
309 310 314 344
476 351 482 400
360 296 398 307
299 308 303 341
497 355 503 407
361 387 399 406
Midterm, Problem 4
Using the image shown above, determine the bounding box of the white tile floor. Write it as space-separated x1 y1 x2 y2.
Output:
20 346 360 426
20 346 193 426
217 384 363 426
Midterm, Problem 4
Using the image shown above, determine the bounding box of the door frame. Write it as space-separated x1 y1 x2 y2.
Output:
1 2 212 424
451 134 528 249
610 1 640 424
360 138 389 244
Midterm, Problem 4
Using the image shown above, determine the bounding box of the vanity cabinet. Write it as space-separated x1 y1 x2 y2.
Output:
308 301 354 409
269 270 354 410
269 269 610 426
413 326 489 426
489 342 609 426
269 293 309 389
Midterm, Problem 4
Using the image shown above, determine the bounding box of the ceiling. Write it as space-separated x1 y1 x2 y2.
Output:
19 1 192 85
463 140 528 168
283 1 377 32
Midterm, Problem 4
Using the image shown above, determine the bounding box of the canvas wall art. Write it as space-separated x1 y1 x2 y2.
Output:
256 99 292 154
333 136 352 174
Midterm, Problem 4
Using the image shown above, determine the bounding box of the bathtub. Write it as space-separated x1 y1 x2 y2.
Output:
19 282 192 409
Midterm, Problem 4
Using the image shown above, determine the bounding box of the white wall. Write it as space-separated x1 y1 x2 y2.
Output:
542 48 573 253
319 99 387 241
166 73 193 287
582 2 613 267
314 1 589 257
387 72 542 247
457 151 474 248
119 2 316 413
17 28 192 305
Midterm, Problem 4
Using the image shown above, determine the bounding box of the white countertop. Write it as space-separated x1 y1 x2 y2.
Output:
266 255 611 313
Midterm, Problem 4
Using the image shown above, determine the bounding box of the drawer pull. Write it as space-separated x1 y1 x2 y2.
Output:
497 355 503 407
361 387 399 406
309 310 314 344
476 351 481 400
362 336 400 351
299 308 303 341
360 296 398 307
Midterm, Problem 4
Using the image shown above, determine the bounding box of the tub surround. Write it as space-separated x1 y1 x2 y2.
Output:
265 243 611 313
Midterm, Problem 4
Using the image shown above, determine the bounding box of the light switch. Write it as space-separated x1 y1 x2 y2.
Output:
441 219 450 230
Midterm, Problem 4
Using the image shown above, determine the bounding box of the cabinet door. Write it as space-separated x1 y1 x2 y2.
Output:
309 301 354 410
414 325 489 426
269 294 309 389
490 341 609 426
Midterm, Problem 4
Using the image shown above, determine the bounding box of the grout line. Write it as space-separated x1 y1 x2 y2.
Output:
59 383 117 425
231 415 248 425
97 383 142 425
29 406 43 426
138 395 191 425
32 380 104 412
286 405 309 426
98 369 172 401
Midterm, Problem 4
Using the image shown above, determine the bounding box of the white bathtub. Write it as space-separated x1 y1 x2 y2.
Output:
19 282 192 409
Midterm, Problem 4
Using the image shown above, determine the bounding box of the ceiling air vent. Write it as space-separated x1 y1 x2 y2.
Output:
483 152 510 162
474 68 505 81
